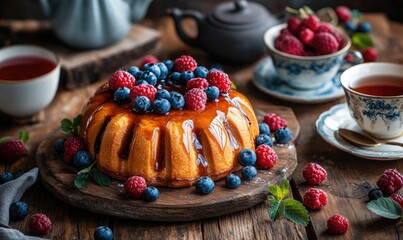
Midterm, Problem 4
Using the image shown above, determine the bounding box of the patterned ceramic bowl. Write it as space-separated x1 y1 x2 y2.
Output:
340 62 403 139
264 24 361 90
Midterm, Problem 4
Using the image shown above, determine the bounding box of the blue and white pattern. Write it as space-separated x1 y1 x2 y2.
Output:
253 57 344 104
272 56 341 75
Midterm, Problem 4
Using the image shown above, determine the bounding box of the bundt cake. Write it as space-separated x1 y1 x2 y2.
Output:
79 56 259 188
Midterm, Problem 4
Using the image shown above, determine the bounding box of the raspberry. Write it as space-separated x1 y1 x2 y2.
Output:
29 213 52 235
287 17 301 35
275 35 304 56
312 32 339 55
391 194 403 209
362 47 378 62
255 144 278 169
64 137 85 164
302 15 320 32
263 113 287 132
139 55 158 69
316 23 336 34
206 70 231 93
124 176 147 199
303 188 327 209
184 88 207 111
298 28 314 45
130 84 157 103
0 139 27 162
302 163 327 185
327 214 349 235
108 70 136 90
173 55 198 72
335 6 351 22
376 168 403 194
186 77 209 90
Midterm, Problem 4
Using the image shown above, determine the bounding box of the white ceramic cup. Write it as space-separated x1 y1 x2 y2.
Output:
340 62 403 139
264 24 362 90
0 45 60 117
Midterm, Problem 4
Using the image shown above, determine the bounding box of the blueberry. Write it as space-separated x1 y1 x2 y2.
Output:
156 62 168 80
368 188 383 200
94 226 113 240
255 134 273 147
344 21 356 32
133 96 151 113
258 123 270 135
169 72 181 85
74 151 93 169
162 59 174 72
225 174 241 189
193 66 209 78
153 99 171 115
0 172 14 184
127 66 139 77
274 128 292 144
180 71 194 85
169 91 185 110
357 22 372 33
9 201 28 220
136 80 149 85
195 176 215 194
237 148 257 166
134 70 144 80
139 71 157 85
141 63 161 79
155 89 171 100
241 166 257 180
54 138 66 153
144 186 159 202
204 86 220 101
113 87 131 103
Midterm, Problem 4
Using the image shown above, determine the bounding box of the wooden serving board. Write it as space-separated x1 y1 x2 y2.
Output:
36 106 299 222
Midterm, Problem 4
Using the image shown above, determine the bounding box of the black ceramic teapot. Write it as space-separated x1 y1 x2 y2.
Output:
169 0 279 64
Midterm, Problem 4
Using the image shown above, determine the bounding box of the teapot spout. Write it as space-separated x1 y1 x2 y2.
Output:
128 0 154 23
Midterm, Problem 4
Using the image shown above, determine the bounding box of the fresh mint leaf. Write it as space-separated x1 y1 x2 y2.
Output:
283 199 310 227
77 162 95 175
268 179 289 200
61 118 72 134
18 131 29 144
74 173 88 189
269 200 285 221
279 178 290 197
90 168 111 186
367 198 402 219
352 33 373 49
267 195 277 203
73 114 82 128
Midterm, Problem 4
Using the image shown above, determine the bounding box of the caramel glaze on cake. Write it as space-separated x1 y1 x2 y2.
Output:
79 84 259 188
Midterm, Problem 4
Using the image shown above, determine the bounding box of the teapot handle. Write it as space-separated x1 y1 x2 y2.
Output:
167 8 204 48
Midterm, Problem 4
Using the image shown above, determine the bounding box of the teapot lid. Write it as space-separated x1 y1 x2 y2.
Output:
209 0 268 28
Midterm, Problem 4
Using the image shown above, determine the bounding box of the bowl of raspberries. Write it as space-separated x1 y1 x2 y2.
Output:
264 14 362 90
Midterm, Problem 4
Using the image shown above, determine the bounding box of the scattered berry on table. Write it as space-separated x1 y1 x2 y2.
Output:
187 77 209 90
376 168 403 194
312 32 339 55
73 150 93 169
156 62 168 80
139 71 157 85
0 172 14 184
153 98 171 115
193 66 209 78
357 22 372 33
29 213 52 235
255 134 273 147
255 144 278 169
263 113 287 132
274 128 292 144
390 194 403 209
302 163 327 185
237 148 257 166
64 137 85 164
127 66 139 78
144 186 159 202
368 188 383 200
303 188 328 209
195 176 215 194
173 55 198 72
206 70 231 93
335 6 352 22
0 139 27 162
362 47 378 62
53 138 66 154
241 166 257 180
133 96 151 113
155 89 171 100
113 87 131 103
185 88 207 111
129 84 157 103
108 70 136 90
327 214 349 235
124 176 147 199
139 55 158 69
225 173 241 189
343 21 356 32
94 226 113 240
204 86 220 101
258 123 270 135
141 63 161 79
169 91 185 110
9 201 28 220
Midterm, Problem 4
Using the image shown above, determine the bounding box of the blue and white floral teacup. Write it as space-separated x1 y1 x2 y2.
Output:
340 63 403 139
264 24 362 90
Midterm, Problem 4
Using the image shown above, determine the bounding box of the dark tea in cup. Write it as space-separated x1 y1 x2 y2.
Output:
0 56 56 81
350 75 403 96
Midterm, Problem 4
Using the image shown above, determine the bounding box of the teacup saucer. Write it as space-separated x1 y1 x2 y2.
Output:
253 57 344 104
316 103 403 161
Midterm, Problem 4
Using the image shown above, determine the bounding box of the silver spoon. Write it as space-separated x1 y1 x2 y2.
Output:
338 128 403 147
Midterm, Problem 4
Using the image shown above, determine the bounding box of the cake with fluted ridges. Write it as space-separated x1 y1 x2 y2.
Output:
79 56 259 187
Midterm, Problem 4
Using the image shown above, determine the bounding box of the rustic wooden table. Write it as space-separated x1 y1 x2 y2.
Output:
1 13 403 239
